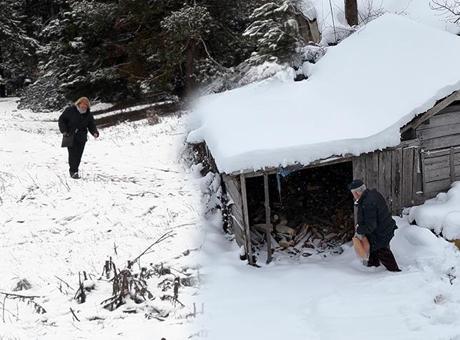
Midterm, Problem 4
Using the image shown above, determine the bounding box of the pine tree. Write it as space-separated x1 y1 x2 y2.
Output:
243 0 304 65
17 0 276 109
0 0 38 96
161 4 213 94
21 1 119 109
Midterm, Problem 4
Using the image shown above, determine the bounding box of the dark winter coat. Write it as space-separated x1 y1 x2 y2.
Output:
356 189 397 251
58 105 98 144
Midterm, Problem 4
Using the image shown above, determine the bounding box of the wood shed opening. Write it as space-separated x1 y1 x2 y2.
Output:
246 161 355 258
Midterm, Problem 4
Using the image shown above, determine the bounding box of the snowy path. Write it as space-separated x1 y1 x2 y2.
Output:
0 98 204 339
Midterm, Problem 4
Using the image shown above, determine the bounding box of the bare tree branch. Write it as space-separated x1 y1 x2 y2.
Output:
431 0 460 23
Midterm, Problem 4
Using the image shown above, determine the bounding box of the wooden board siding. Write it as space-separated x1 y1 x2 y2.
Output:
421 146 460 198
352 156 367 185
222 174 245 247
402 147 415 207
390 148 403 212
417 104 460 151
417 102 460 198
377 151 392 203
353 145 420 214
365 153 379 190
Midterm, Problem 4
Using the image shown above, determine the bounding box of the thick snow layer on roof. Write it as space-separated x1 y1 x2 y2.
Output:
307 0 460 44
188 14 460 174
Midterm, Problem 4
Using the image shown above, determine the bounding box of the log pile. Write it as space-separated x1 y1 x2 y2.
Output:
251 207 354 258
248 164 355 259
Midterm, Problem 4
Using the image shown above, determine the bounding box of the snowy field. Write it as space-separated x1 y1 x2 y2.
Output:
0 98 205 339
2 98 460 340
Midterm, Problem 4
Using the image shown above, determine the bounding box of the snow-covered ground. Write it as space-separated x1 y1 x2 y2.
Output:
410 183 460 241
0 98 205 339
2 97 460 340
201 214 460 340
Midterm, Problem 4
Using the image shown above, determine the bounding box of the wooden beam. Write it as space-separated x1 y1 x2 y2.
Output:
391 148 403 213
402 147 415 207
450 147 455 183
421 150 426 195
263 173 273 264
240 174 254 265
236 155 354 178
264 174 271 225
401 91 460 134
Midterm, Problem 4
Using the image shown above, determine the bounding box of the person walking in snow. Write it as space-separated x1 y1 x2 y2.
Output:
349 179 401 272
58 97 99 179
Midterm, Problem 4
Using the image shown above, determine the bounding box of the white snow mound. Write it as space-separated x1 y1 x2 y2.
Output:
409 182 460 240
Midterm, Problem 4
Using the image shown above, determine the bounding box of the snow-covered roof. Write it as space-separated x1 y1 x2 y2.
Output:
187 14 460 174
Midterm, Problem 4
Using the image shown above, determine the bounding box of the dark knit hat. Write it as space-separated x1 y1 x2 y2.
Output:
348 179 364 191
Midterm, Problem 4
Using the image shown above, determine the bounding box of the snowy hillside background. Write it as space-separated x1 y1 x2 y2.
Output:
2 0 460 111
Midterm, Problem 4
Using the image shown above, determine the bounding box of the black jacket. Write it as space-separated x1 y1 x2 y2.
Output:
58 105 98 143
356 189 397 251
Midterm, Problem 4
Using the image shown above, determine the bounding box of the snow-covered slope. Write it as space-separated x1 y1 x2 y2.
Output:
188 14 460 174
0 98 204 339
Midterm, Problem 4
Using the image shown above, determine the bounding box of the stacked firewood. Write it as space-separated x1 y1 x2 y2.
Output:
251 207 354 258
248 165 356 258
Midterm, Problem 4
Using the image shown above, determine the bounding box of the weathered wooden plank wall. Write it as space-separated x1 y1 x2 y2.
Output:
421 147 460 197
353 146 420 214
222 174 245 247
390 148 403 212
417 103 460 198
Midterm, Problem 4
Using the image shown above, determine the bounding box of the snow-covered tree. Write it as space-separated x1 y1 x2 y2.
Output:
0 0 38 95
243 0 305 65
21 1 119 109
161 4 213 94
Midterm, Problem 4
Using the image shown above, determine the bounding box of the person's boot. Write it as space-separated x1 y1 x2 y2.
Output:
70 172 80 179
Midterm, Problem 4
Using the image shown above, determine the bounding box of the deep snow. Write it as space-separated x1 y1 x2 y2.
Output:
0 98 205 339
200 215 460 340
2 98 460 340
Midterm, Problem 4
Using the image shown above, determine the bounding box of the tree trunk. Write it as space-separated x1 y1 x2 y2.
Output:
0 46 5 97
185 39 197 96
345 0 358 26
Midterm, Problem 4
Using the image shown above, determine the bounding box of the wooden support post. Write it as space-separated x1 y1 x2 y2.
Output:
240 174 254 265
450 147 455 183
264 173 273 264
420 149 426 194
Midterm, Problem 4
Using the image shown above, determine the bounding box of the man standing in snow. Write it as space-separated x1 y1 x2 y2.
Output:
349 179 401 272
58 97 99 179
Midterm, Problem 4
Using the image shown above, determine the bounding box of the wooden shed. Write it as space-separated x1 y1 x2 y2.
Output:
187 14 460 264
218 91 460 264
